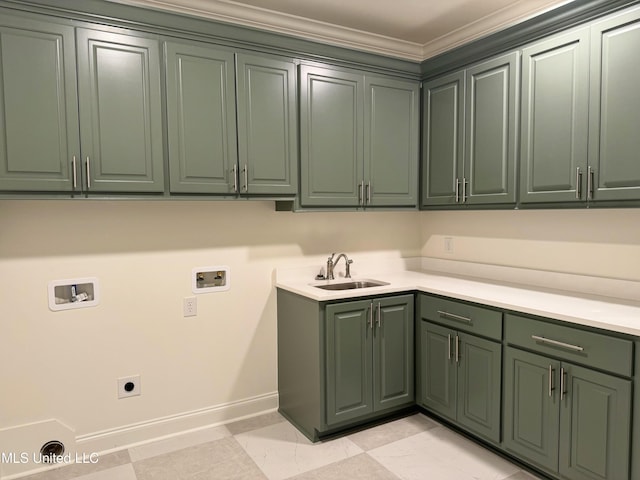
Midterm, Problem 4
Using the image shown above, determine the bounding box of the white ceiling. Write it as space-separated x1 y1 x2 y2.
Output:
107 0 575 61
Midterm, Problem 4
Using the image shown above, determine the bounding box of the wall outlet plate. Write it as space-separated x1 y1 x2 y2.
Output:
183 297 197 317
117 375 141 399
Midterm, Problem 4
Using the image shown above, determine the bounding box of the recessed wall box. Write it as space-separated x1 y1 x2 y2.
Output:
48 277 99 311
192 266 230 294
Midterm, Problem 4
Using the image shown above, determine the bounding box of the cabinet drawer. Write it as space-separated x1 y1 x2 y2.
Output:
419 294 502 340
505 314 633 376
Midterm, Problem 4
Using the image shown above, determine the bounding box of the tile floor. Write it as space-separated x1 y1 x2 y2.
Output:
20 413 545 480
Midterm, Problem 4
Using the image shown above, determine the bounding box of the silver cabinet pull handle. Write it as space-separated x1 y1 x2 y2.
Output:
358 182 364 205
462 177 467 203
531 335 584 352
576 167 582 199
72 156 77 189
454 178 460 203
369 301 373 330
455 334 460 364
548 365 555 398
231 164 238 193
437 310 472 324
560 367 567 401
242 164 248 192
366 182 371 204
587 165 594 200
447 334 452 360
85 156 91 189
376 302 381 328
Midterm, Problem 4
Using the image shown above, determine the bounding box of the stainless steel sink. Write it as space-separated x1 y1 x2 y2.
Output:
312 280 389 291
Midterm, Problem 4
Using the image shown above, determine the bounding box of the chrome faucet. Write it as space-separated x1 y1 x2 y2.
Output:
326 253 353 280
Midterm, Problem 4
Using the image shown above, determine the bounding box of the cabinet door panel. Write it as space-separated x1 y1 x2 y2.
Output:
422 71 464 206
503 347 560 472
419 321 456 420
589 8 640 201
373 295 414 411
236 54 296 195
77 29 164 193
456 333 501 443
464 52 518 205
165 42 236 194
0 18 79 192
559 364 631 480
300 66 363 206
325 300 373 425
520 28 590 203
364 76 419 207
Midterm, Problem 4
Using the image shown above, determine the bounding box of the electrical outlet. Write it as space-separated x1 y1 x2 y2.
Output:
444 236 454 254
183 296 197 317
117 375 141 399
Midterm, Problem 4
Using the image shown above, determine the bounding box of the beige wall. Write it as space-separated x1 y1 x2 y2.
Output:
2 200 640 457
0 200 421 439
421 208 640 281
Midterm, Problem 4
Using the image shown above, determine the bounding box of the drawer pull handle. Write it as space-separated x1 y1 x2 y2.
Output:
531 335 584 352
437 310 472 324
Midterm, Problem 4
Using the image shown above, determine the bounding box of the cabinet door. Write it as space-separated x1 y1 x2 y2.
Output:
0 18 79 192
300 65 363 206
559 363 631 480
76 29 164 193
422 71 464 206
589 7 640 201
236 53 297 195
325 300 373 425
419 321 456 421
503 347 560 473
456 333 502 443
520 28 590 204
165 42 237 194
373 295 414 411
464 52 518 205
364 76 419 207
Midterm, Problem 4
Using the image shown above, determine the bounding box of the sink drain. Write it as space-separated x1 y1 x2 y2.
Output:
40 440 64 461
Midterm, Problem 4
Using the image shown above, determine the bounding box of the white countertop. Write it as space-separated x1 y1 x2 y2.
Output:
276 264 640 337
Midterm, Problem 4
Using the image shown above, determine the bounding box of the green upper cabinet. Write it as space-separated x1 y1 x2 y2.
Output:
300 65 363 207
300 64 419 208
0 16 79 192
236 53 297 195
464 52 518 205
519 28 590 204
422 71 464 206
76 28 164 193
589 6 640 202
422 52 518 207
165 42 237 194
364 76 419 207
166 42 296 196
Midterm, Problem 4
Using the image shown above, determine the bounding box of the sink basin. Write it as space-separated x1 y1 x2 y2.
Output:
312 280 389 291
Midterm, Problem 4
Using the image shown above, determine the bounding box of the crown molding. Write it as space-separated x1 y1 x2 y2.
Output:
421 0 576 59
105 0 424 61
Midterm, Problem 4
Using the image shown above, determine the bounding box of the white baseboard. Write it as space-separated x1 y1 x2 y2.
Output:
77 391 278 454
1 392 278 480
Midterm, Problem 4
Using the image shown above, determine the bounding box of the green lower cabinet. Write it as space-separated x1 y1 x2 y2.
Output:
504 347 632 479
325 299 374 425
419 321 501 443
326 295 414 426
277 290 414 442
